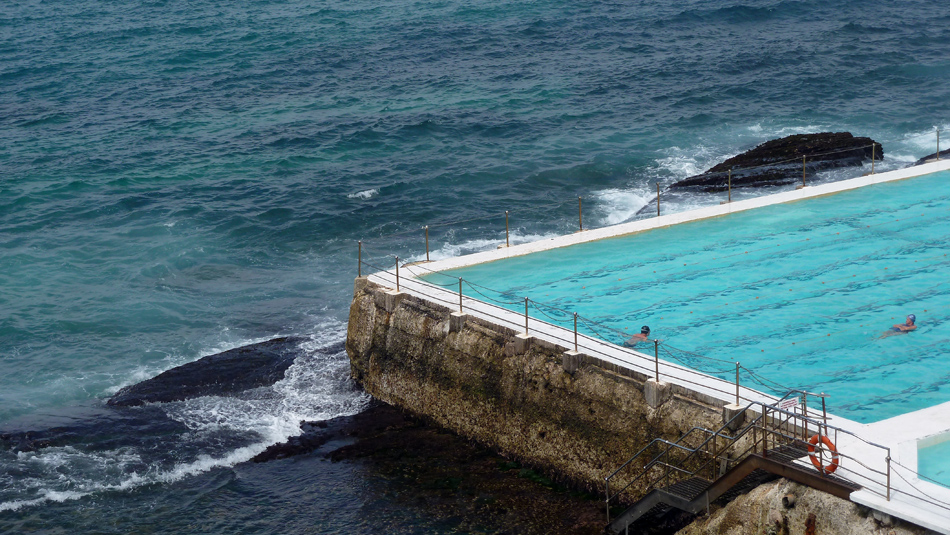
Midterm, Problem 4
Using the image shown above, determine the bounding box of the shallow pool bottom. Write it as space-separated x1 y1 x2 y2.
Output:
917 434 950 489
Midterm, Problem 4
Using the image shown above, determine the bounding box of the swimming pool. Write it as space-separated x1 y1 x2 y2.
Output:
424 171 950 423
918 434 950 489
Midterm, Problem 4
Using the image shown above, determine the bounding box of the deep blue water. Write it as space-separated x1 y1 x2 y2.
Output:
2 0 949 531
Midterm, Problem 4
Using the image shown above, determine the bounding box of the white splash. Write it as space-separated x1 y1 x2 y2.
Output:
0 320 369 512
347 188 379 199
589 188 654 226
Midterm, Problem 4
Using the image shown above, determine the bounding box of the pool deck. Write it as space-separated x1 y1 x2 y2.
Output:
369 158 950 533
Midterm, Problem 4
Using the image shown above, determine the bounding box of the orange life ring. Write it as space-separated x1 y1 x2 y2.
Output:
807 434 840 474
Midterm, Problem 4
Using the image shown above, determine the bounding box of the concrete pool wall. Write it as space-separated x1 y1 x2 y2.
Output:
346 158 950 533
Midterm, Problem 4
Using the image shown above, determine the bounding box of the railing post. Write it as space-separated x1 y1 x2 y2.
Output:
573 312 578 351
424 226 430 262
735 362 740 405
524 297 529 334
656 183 661 217
752 424 759 458
871 143 875 174
886 452 892 501
802 395 809 441
458 278 463 313
578 197 583 231
505 210 510 248
802 155 806 187
395 256 400 291
819 394 828 474
728 169 732 202
358 240 362 277
938 129 941 161
654 339 660 381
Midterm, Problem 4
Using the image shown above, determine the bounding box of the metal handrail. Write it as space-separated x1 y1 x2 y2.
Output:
604 395 894 522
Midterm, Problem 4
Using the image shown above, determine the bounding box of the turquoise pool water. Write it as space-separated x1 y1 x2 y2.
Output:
919 438 950 489
426 171 950 423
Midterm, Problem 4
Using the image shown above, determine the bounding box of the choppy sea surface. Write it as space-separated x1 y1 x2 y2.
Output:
2 0 949 531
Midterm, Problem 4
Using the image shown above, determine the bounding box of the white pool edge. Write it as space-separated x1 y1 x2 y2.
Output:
421 158 950 273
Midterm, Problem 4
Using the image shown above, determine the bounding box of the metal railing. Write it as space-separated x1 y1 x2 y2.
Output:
603 391 894 523
358 256 788 406
355 131 949 261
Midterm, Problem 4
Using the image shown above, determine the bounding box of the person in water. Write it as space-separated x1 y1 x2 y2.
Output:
623 325 651 347
881 314 916 338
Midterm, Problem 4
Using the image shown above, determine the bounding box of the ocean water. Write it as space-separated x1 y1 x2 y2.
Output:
2 0 950 531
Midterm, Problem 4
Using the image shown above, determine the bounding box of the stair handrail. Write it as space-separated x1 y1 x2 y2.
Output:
604 426 739 483
605 395 895 522
605 402 760 516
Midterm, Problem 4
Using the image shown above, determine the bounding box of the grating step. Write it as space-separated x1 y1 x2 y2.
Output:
715 468 777 504
764 442 862 492
765 441 809 463
662 476 711 501
624 503 697 535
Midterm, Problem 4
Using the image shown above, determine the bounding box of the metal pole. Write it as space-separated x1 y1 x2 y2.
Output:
578 197 583 231
802 155 806 187
802 395 809 441
358 240 362 277
424 226 429 262
395 256 400 291
505 210 510 248
735 362 740 405
938 129 941 161
573 313 578 351
458 278 463 313
654 339 659 382
728 169 732 202
886 453 892 501
656 183 661 217
871 143 875 174
819 394 828 474
524 297 529 334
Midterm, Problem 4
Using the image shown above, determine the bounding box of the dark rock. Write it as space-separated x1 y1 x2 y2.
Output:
251 420 334 462
913 148 950 166
107 336 305 407
668 132 883 192
278 401 607 535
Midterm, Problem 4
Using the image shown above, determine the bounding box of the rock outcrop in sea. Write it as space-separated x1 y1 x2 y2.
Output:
668 132 883 192
107 336 305 406
914 148 950 166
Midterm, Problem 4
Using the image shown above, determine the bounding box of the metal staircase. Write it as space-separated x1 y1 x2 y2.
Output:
604 391 886 534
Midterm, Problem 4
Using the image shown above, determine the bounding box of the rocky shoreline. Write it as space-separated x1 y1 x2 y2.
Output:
283 401 607 534
96 337 608 534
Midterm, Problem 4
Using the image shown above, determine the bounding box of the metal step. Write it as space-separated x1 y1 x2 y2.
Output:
715 468 777 504
663 476 711 501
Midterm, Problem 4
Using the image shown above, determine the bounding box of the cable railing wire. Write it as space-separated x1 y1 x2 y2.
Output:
354 135 929 248
355 130 949 425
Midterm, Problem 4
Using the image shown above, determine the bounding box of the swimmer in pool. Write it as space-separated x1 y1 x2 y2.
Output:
880 314 916 338
623 325 651 347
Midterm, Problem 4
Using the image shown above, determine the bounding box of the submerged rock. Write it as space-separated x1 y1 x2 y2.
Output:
668 132 883 192
107 336 306 407
913 148 950 166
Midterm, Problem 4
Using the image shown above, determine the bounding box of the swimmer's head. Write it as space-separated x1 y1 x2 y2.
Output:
907 314 916 323
641 325 651 335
